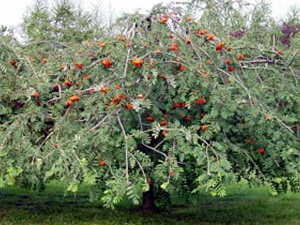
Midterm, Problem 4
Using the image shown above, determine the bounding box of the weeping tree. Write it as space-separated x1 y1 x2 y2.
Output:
1 0 300 213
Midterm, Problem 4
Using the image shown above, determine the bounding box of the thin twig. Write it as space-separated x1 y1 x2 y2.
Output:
26 57 38 77
141 142 168 158
128 152 147 183
117 114 129 184
198 136 220 167
89 113 112 131
282 51 298 80
48 84 62 103
205 146 211 176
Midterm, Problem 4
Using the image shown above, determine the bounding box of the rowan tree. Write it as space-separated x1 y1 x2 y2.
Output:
1 0 300 212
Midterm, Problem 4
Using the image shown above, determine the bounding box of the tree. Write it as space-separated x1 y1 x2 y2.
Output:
22 0 104 44
1 0 300 212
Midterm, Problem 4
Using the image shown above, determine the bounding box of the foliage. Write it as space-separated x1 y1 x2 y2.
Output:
1 0 300 208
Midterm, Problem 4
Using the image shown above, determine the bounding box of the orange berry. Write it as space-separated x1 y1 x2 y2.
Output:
178 64 186 72
31 91 39 98
201 124 208 131
126 104 133 110
237 55 244 60
224 60 231 65
216 42 225 51
162 130 168 136
160 18 168 24
64 80 72 86
266 116 272 121
99 159 106 166
196 97 205 105
161 14 168 19
226 47 233 51
196 30 207 35
207 34 215 41
65 100 73 106
186 17 192 22
100 87 109 94
42 57 48 63
69 96 80 102
132 58 144 67
98 42 106 47
101 59 112 68
169 42 178 51
160 120 168 126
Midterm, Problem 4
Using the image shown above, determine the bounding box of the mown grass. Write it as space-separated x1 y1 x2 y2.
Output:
0 181 300 225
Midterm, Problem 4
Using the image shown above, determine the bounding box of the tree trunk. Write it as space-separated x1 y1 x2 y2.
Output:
141 183 157 213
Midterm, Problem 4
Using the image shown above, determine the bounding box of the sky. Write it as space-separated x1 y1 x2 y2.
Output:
1 0 300 29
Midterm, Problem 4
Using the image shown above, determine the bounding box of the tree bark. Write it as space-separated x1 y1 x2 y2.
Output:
141 183 158 213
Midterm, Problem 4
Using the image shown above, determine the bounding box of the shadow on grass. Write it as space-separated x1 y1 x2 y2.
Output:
0 182 300 225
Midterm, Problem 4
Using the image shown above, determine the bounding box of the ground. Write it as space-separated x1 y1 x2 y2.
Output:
0 181 300 225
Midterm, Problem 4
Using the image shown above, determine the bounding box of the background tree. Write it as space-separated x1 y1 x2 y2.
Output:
22 0 104 44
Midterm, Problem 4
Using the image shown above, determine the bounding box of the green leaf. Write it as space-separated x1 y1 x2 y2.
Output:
160 182 169 190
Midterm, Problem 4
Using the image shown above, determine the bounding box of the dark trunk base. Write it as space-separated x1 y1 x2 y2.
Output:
141 183 159 213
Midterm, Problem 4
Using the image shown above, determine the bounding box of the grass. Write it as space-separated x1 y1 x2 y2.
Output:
0 181 300 225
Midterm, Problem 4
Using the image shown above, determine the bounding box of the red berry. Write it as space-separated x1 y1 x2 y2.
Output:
160 120 168 126
147 116 155 122
99 159 106 166
31 91 39 98
10 60 17 66
75 63 83 70
196 97 205 105
237 55 244 60
126 104 133 110
258 148 265 154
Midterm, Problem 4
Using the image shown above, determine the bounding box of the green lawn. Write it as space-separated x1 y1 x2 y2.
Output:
0 181 300 225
